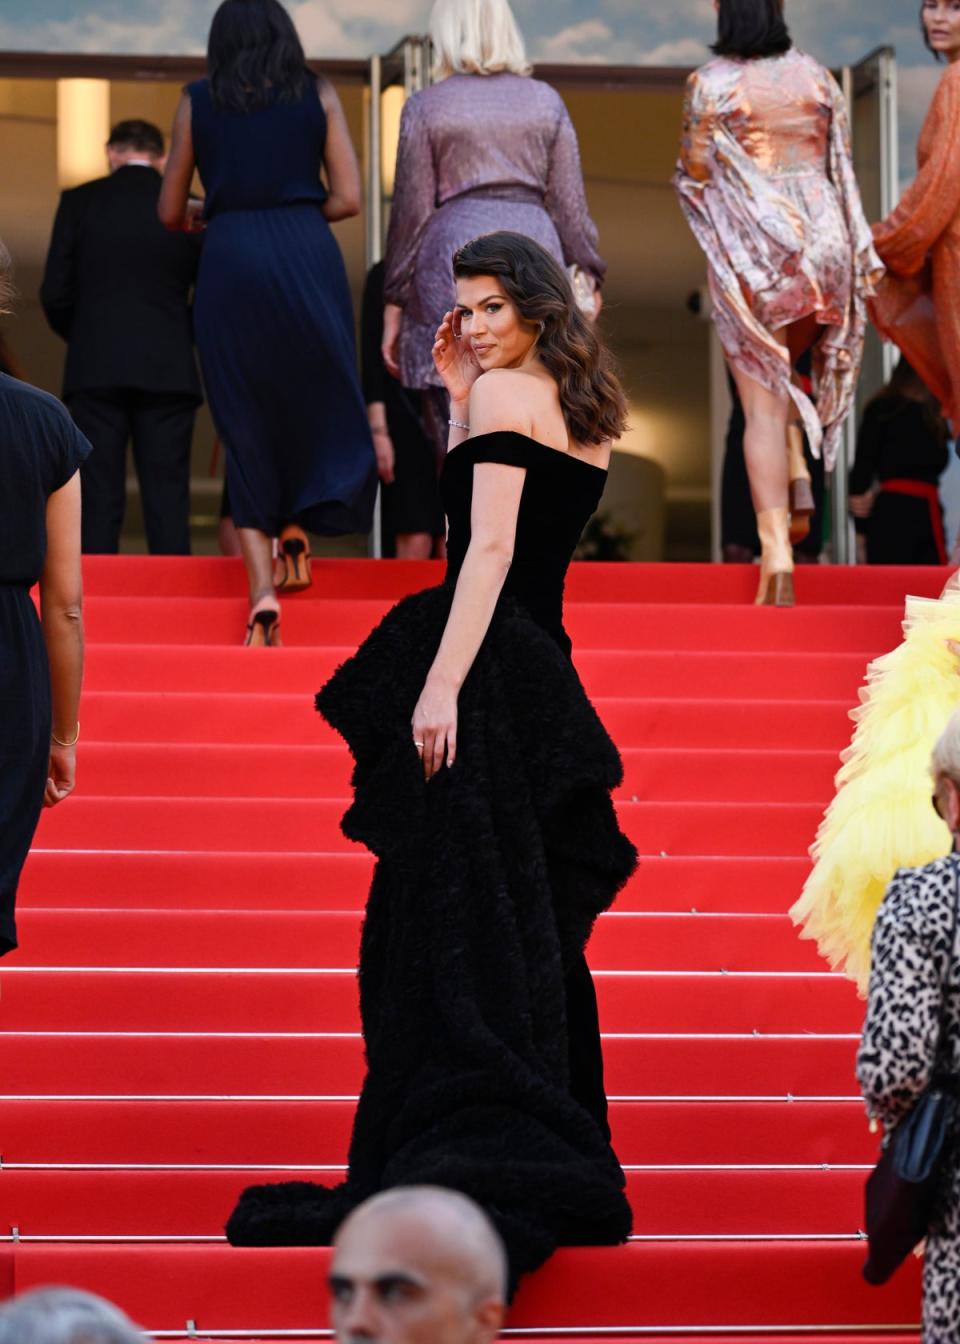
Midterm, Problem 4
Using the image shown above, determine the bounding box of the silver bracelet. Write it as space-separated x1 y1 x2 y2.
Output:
449 418 469 430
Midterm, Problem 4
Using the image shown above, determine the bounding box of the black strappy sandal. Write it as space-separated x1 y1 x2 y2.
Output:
245 606 281 647
275 524 312 592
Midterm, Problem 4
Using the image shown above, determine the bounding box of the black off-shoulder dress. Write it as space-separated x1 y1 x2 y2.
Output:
226 431 637 1283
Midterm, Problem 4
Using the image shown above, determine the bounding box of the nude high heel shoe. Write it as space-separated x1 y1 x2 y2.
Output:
787 425 815 543
755 507 795 607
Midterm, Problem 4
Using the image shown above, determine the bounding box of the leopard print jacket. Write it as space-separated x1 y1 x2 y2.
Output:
858 854 960 1130
858 852 960 1342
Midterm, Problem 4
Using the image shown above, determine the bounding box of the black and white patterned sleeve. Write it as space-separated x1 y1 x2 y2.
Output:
856 869 943 1129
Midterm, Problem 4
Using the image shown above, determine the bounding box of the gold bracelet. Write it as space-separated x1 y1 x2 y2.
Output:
52 722 80 747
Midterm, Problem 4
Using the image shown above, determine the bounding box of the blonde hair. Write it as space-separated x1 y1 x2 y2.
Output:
429 0 531 79
932 708 960 787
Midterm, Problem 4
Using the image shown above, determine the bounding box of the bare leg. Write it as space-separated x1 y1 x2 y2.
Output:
238 525 280 644
785 317 820 541
218 515 242 557
396 532 435 560
728 362 791 516
728 357 793 605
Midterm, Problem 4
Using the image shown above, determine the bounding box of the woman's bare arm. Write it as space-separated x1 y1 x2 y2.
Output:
412 373 534 778
40 470 84 806
319 79 362 222
158 94 200 231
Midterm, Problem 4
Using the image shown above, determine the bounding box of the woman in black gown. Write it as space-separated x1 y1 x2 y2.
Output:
226 232 637 1285
159 0 376 645
0 244 89 955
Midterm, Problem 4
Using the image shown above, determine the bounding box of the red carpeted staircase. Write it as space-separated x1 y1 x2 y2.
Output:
2 557 947 1342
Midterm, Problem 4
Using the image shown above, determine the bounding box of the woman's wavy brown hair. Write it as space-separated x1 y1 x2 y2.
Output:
452 231 627 446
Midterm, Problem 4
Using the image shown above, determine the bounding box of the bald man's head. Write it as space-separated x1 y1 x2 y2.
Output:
329 1187 508 1344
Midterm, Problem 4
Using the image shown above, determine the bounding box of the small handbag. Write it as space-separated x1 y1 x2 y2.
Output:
862 861 960 1285
566 263 598 317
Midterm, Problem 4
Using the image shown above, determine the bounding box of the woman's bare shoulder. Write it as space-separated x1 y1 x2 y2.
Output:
469 369 578 447
468 369 549 433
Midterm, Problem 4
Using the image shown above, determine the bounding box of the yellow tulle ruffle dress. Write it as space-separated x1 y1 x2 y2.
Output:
790 581 959 993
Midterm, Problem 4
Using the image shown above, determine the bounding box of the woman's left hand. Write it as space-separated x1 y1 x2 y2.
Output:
412 674 458 780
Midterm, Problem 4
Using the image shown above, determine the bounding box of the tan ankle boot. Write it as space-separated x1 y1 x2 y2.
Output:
787 425 814 543
755 507 795 607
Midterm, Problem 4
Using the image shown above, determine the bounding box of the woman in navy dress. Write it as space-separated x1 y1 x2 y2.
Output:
0 244 89 955
227 233 636 1286
160 0 376 644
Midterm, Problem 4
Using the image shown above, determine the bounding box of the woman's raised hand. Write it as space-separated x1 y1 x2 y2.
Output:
432 311 481 404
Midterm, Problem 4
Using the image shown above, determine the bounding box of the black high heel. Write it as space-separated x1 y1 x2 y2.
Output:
245 607 281 647
276 525 312 592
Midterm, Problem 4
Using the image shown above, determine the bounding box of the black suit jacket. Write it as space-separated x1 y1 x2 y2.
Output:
40 165 203 400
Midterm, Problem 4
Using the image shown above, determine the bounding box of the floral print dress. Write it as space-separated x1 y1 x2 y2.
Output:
674 47 882 469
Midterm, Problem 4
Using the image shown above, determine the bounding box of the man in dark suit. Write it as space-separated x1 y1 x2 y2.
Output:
40 119 202 554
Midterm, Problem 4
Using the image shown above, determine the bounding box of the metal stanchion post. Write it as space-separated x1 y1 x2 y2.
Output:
367 56 384 560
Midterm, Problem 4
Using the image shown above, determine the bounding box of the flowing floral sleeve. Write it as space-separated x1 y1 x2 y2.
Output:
826 71 883 295
544 99 605 284
873 67 960 278
383 95 437 308
676 71 716 188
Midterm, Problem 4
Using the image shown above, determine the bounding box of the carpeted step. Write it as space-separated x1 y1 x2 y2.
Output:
8 909 829 972
152 1338 918 1344
7 557 920 1334
0 1098 875 1166
80 595 907 653
6 1242 920 1332
78 554 948 606
73 742 839 804
17 851 813 914
0 1031 860 1098
68 689 856 749
18 850 376 912
32 795 824 857
0 1167 867 1238
84 644 873 702
0 968 862 1034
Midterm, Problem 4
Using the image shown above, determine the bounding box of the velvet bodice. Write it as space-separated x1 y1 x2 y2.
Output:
441 430 606 657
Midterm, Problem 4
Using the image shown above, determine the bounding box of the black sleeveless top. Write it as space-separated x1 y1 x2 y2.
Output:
186 78 329 219
441 431 606 656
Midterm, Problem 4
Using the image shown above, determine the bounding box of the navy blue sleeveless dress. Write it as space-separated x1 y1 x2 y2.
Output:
0 374 90 955
227 432 637 1286
188 79 376 537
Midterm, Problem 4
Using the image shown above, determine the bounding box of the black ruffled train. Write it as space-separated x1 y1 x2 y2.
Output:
226 584 637 1283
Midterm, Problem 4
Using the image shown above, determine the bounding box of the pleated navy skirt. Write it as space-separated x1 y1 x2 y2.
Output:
194 203 377 538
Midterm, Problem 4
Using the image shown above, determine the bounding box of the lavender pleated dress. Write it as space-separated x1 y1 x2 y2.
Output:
384 73 605 392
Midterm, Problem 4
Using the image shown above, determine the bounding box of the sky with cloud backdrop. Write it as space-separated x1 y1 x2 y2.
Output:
0 0 942 174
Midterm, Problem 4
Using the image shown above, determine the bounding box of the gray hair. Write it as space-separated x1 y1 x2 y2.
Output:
0 1288 145 1344
931 708 960 787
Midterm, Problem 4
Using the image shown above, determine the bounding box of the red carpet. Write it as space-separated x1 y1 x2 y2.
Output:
3 557 935 1341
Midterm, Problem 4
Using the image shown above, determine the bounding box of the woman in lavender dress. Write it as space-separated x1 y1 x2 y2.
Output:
382 0 604 452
